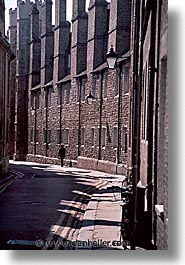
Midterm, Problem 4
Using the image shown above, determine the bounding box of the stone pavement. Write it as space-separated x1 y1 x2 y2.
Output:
74 175 125 250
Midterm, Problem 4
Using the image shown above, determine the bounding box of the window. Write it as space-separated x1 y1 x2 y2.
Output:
115 69 120 96
77 79 86 102
66 83 71 104
36 130 39 143
123 67 129 94
81 80 86 102
81 128 85 146
45 88 52 108
30 128 33 142
77 81 80 102
102 127 106 147
92 75 96 98
35 91 40 109
91 128 95 146
57 129 62 144
31 93 34 108
122 126 128 153
68 53 71 70
141 63 149 140
103 72 108 98
65 129 69 145
57 87 63 106
97 128 100 147
113 127 118 148
44 130 51 144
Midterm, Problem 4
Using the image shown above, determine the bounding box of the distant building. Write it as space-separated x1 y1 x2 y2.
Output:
0 0 14 176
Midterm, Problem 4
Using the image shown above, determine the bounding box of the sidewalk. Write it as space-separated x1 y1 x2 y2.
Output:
76 177 125 250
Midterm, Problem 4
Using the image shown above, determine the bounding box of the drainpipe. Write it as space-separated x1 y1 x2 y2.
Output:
98 72 103 161
59 84 63 144
34 98 37 155
131 0 141 250
147 0 157 243
3 52 7 159
117 63 123 164
45 89 48 157
78 78 82 157
153 0 162 247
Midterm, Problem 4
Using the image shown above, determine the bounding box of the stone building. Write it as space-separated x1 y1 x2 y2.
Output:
128 0 168 249
8 0 168 249
0 0 14 176
12 0 132 176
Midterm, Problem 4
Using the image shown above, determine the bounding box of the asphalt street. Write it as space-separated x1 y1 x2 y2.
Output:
0 161 108 250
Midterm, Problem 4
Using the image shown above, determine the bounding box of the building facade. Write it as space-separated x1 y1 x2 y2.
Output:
8 0 168 249
8 0 132 175
128 0 168 249
0 0 14 176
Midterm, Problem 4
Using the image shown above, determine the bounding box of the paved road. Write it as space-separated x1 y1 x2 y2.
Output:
0 161 107 250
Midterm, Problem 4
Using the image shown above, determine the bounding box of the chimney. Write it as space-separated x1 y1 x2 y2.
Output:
40 0 54 85
87 0 108 73
53 0 71 83
71 0 88 78
108 0 132 56
29 3 41 88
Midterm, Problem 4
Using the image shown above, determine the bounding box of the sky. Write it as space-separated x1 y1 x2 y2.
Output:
4 0 91 31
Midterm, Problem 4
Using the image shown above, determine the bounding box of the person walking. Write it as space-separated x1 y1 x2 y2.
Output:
58 145 66 167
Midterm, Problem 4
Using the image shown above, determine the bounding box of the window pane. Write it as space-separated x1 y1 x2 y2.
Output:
30 128 33 142
82 81 86 101
36 130 39 142
66 129 69 144
123 68 129 94
113 127 118 148
102 127 106 147
57 129 61 144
